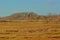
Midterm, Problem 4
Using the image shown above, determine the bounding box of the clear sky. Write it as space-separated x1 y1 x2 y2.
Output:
0 0 60 17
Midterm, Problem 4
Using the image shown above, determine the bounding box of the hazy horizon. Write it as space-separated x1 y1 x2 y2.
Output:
0 0 60 17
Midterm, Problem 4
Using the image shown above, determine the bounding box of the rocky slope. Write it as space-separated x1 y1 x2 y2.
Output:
0 12 60 21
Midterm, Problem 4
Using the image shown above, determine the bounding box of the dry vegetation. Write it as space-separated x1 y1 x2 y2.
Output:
0 12 60 40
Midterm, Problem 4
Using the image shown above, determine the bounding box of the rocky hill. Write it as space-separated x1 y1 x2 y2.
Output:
0 12 60 21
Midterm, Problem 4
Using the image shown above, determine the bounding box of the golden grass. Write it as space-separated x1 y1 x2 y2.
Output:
0 20 60 40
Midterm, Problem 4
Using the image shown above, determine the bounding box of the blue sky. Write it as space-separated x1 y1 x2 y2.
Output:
0 0 60 17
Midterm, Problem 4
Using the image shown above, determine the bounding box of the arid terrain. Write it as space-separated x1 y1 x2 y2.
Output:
0 12 60 40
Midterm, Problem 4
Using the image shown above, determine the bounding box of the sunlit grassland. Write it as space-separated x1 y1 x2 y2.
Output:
0 20 60 40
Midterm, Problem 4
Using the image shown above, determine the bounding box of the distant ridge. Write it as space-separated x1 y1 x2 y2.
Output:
0 12 60 21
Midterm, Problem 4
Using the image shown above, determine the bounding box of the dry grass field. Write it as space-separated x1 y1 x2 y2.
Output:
0 20 60 40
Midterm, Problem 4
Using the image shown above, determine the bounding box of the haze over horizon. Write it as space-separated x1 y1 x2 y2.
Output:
0 0 60 17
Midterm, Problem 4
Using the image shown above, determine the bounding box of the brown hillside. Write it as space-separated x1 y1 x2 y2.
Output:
0 12 60 21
